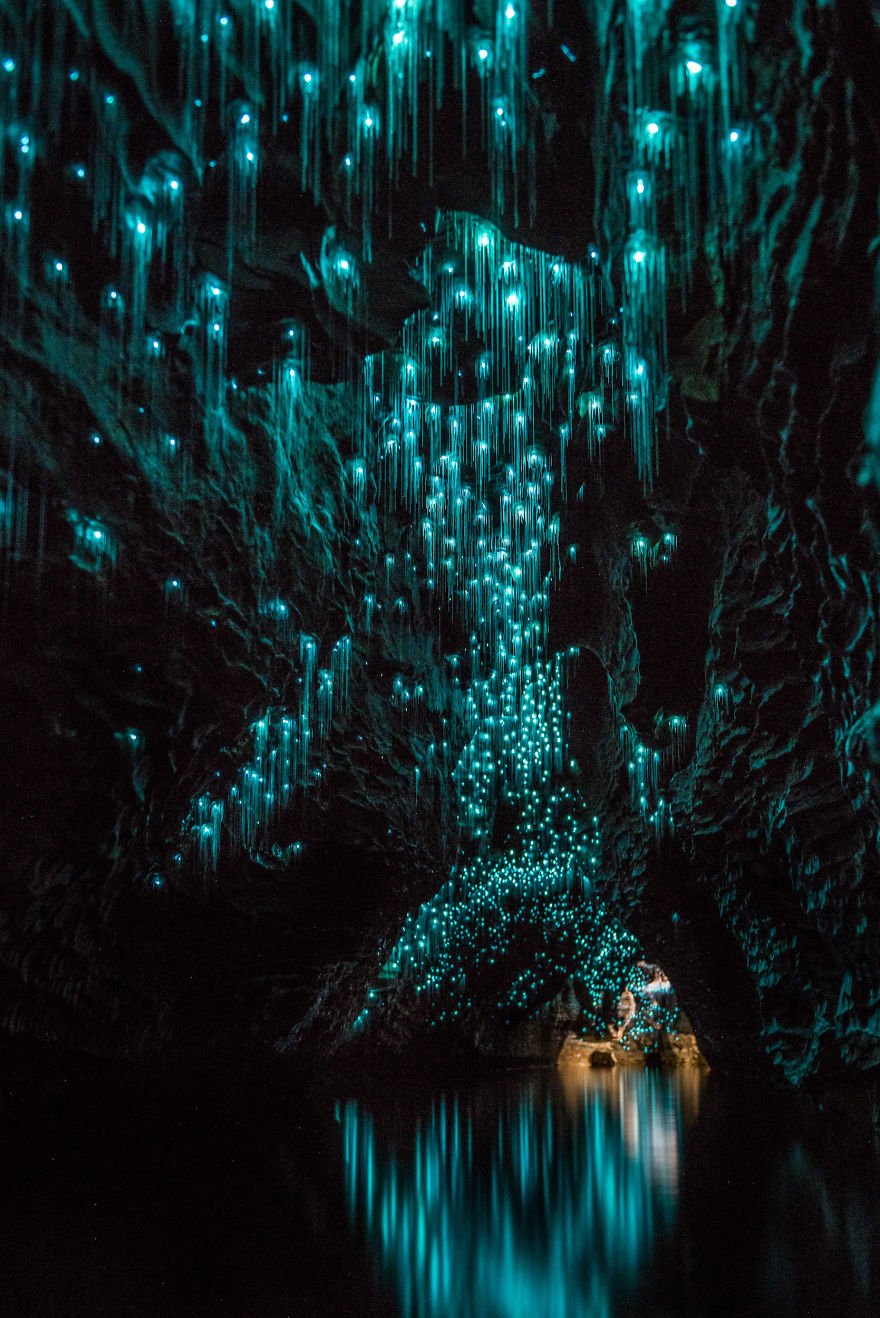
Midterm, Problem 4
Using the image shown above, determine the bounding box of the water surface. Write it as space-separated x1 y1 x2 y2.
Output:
338 1069 701 1318
1 1058 877 1315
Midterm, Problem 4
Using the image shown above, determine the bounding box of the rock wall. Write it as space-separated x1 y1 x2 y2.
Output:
0 1 876 1086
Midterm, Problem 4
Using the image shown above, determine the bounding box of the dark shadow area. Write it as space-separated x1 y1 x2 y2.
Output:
629 840 771 1076
1 1049 877 1316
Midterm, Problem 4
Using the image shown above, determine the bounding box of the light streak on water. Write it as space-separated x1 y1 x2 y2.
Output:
338 1068 704 1318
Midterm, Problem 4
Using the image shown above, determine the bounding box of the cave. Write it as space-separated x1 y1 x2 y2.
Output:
1 0 879 1313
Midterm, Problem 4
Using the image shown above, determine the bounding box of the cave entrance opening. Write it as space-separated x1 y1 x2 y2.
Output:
554 960 709 1071
474 958 709 1070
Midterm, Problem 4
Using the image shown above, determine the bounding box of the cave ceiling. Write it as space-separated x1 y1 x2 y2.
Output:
0 0 878 1085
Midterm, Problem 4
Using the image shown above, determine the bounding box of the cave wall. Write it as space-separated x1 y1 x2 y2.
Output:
0 0 877 1085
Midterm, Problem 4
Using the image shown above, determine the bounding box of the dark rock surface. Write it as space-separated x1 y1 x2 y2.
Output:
0 0 877 1093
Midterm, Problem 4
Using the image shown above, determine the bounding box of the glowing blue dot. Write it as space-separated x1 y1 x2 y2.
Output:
686 60 703 75
105 93 115 105
478 47 489 61
68 69 79 81
729 129 740 142
2 58 15 73
646 121 660 136
240 112 250 125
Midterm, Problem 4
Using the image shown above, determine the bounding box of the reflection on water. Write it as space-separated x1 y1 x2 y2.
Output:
2 1059 878 1315
762 1142 876 1315
338 1069 704 1318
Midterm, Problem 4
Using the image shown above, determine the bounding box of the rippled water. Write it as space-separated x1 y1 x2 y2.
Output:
1 1058 878 1315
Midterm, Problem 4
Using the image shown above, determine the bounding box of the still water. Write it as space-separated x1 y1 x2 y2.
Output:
1 1059 877 1315
338 1070 699 1318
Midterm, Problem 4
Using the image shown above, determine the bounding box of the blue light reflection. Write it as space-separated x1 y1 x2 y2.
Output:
339 1069 704 1318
